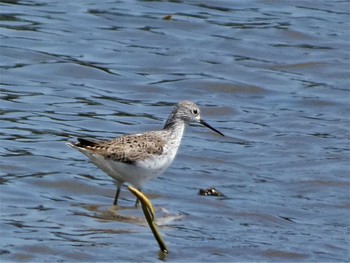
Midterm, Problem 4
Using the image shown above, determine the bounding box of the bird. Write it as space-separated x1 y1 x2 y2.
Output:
67 101 224 206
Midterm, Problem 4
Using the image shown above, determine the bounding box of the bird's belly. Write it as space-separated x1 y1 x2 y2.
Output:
137 151 176 176
87 150 177 189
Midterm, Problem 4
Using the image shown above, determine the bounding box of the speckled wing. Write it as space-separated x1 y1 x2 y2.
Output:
74 132 165 163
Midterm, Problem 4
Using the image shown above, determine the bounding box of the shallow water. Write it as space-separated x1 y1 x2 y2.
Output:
1 0 349 262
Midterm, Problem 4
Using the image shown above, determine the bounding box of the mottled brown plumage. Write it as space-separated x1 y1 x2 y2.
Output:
75 132 166 163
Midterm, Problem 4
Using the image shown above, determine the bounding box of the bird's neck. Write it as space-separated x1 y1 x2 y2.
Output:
163 115 185 140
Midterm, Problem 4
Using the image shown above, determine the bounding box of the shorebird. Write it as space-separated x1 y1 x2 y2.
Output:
67 101 224 206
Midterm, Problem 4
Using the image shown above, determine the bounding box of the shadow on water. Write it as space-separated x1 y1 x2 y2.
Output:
72 203 183 227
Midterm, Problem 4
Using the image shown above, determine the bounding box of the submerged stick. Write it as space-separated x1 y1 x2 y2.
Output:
128 186 168 254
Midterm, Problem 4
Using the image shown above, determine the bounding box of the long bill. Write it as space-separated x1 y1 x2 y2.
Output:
199 119 225 136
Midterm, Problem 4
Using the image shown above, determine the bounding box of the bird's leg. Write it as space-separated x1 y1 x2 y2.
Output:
113 185 121 206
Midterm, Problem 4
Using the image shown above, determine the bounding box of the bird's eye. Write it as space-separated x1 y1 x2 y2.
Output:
192 109 198 115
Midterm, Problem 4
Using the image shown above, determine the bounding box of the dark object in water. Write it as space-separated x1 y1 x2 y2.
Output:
198 187 224 197
163 15 172 20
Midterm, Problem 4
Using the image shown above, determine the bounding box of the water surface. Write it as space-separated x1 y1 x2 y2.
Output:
1 0 349 262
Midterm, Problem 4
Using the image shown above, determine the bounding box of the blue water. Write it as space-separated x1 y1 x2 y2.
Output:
1 0 349 262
